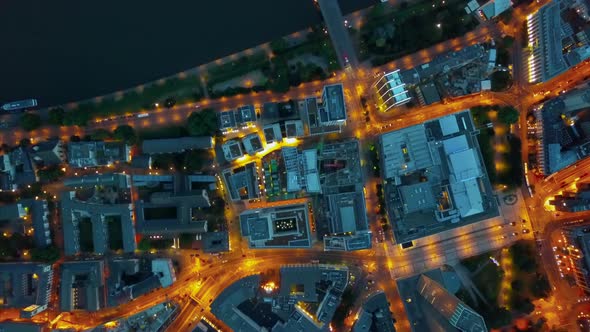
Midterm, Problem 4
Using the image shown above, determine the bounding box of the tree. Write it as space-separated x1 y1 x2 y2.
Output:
48 107 65 126
497 106 519 125
486 306 512 329
510 297 535 315
491 71 512 91
182 150 210 172
511 279 524 292
270 38 290 54
502 35 515 48
510 241 537 272
113 125 137 144
530 273 551 299
63 107 90 126
30 246 60 263
187 108 218 136
20 113 41 131
91 128 113 141
38 166 65 182
20 138 31 147
138 238 151 251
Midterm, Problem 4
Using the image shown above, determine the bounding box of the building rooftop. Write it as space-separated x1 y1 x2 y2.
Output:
323 233 372 251
235 105 257 126
135 190 210 237
0 322 47 332
130 154 152 169
352 291 396 332
0 262 53 315
201 231 230 253
218 105 257 132
239 203 312 248
68 141 130 168
380 111 498 243
320 84 347 123
418 82 441 106
551 183 590 212
221 140 245 161
263 123 283 144
535 89 590 175
141 137 213 154
325 192 368 234
218 110 237 131
380 124 432 181
417 275 486 332
398 268 482 332
242 133 264 155
211 265 349 332
60 260 105 312
527 0 569 83
222 163 260 201
282 147 321 194
374 70 412 112
284 120 305 138
61 183 136 255
0 147 37 190
20 198 52 248
29 139 65 166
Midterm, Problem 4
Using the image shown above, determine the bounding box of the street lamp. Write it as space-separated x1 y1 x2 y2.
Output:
436 23 441 28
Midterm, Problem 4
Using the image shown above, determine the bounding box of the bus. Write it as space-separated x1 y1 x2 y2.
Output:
2 99 38 112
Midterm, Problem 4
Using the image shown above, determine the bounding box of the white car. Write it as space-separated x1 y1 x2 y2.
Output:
137 113 149 118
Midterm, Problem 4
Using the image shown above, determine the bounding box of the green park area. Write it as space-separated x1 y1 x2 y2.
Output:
457 240 552 329
207 26 339 98
471 105 522 187
43 75 204 127
358 0 478 66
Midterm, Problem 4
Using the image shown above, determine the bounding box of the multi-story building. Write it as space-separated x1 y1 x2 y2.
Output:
239 203 312 249
132 175 211 239
61 174 136 255
373 69 412 112
60 260 105 312
526 0 590 83
379 111 498 244
563 225 590 293
0 199 51 248
29 139 66 166
550 183 590 212
68 141 131 168
417 275 487 332
0 263 53 318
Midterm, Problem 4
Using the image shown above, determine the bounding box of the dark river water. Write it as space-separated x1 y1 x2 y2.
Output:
0 0 375 106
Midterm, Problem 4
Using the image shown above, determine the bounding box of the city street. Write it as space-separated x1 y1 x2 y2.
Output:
7 0 590 330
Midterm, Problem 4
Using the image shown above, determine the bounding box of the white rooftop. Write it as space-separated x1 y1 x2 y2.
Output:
449 149 482 181
443 135 469 155
439 116 460 137
451 178 484 217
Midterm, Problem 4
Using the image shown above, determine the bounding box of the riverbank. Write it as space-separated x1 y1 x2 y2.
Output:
0 0 375 106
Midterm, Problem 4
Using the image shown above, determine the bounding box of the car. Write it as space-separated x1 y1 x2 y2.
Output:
523 229 530 234
510 222 516 226
511 232 518 236
137 113 149 118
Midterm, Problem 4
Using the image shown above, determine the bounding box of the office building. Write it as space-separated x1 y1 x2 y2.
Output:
379 111 498 244
0 262 53 318
374 70 412 112
239 203 312 248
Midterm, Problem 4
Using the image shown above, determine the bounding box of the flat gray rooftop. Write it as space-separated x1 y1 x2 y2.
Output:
382 111 498 244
